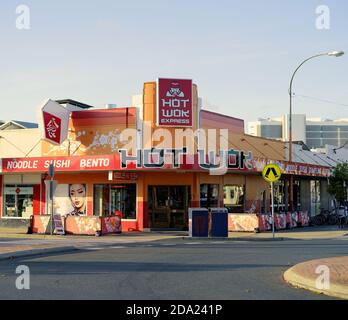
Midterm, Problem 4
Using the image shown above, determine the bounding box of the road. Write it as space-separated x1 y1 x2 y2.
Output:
0 237 347 299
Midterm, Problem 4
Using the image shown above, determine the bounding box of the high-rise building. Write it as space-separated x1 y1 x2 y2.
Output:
248 115 348 149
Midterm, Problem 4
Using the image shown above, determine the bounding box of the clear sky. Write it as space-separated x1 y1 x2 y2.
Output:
0 0 347 124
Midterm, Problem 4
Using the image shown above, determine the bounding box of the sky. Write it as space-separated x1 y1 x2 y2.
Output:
0 0 347 125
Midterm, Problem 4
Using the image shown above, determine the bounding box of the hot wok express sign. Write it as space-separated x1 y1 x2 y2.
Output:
157 78 193 127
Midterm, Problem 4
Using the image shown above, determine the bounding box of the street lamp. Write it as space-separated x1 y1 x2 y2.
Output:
288 50 344 211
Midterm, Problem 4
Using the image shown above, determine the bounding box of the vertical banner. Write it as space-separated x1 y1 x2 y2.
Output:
157 78 193 127
41 99 70 145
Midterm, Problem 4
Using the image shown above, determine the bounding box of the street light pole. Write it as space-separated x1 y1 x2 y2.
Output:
288 51 344 211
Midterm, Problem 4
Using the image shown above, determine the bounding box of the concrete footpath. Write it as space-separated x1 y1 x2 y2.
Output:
0 227 184 261
228 226 348 241
284 256 348 300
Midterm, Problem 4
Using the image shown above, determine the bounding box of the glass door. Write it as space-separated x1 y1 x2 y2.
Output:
148 186 190 229
148 186 171 228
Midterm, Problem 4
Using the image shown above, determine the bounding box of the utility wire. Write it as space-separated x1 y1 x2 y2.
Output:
0 136 27 156
25 139 42 157
293 93 348 108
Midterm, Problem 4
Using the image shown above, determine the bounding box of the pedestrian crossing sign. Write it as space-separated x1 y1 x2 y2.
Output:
262 164 281 183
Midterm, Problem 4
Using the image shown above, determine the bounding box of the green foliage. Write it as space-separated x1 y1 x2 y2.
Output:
328 163 348 205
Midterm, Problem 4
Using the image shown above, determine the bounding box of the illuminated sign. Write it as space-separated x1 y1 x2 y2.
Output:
157 78 193 127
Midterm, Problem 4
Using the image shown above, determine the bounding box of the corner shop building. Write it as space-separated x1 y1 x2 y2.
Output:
0 81 332 232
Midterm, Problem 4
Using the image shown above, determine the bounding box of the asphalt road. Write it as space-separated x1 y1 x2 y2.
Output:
0 237 348 300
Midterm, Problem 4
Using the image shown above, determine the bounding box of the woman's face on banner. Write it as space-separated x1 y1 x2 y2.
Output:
69 184 86 211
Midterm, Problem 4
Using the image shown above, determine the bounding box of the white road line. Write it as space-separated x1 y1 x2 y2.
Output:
208 241 228 244
184 242 203 245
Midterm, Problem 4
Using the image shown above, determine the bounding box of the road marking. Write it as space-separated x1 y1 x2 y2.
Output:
85 247 104 250
109 246 127 249
208 241 227 244
184 242 203 245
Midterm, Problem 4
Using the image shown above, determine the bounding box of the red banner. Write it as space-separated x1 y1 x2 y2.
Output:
1 153 331 177
157 78 193 127
2 155 117 173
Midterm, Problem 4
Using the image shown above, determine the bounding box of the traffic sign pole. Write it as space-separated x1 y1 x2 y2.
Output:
271 181 275 239
262 164 281 241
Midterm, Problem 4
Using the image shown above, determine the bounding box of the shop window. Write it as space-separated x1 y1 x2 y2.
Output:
4 185 34 218
94 185 110 217
272 180 286 213
293 180 301 211
223 185 245 213
261 190 267 214
200 184 219 208
310 180 321 215
93 184 136 220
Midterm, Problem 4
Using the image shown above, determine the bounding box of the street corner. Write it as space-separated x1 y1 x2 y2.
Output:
283 256 348 300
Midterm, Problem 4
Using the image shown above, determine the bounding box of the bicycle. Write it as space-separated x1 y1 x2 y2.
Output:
310 208 340 226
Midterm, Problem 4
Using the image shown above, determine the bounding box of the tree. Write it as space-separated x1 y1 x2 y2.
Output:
327 163 348 207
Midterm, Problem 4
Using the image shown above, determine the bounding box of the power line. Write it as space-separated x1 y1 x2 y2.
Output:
293 93 348 108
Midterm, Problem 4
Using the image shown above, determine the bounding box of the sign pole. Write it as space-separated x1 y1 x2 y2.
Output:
271 181 275 239
49 164 55 235
262 163 281 241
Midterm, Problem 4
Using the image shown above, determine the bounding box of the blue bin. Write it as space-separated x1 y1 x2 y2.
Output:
189 209 209 238
211 208 228 238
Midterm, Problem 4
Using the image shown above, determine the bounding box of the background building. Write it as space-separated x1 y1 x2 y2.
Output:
248 114 348 150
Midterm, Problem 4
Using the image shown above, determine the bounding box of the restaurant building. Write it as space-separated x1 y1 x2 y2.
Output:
0 80 335 233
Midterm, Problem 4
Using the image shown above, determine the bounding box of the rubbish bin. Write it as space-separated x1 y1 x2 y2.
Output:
189 208 209 238
210 208 228 238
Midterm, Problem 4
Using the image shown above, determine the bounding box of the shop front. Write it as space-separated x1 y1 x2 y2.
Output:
0 159 333 233
0 79 335 234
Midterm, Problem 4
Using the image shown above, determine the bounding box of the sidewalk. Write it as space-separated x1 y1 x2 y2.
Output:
0 225 347 241
0 227 185 261
284 256 348 300
229 226 348 241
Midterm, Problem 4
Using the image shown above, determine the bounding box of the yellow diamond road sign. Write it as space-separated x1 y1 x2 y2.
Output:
262 164 281 183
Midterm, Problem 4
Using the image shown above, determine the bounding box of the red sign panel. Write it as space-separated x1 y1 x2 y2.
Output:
43 111 62 144
2 155 117 173
1 154 331 178
157 78 193 127
113 172 139 181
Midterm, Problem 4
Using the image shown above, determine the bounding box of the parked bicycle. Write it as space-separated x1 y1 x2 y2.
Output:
310 207 346 226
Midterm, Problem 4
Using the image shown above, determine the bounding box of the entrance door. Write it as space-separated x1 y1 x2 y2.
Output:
148 186 190 229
